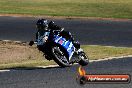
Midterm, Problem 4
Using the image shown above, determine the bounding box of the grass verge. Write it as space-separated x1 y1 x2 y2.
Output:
0 41 132 69
0 0 132 19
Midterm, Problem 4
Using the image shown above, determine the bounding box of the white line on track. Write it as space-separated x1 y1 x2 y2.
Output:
36 65 59 68
37 55 132 68
90 55 132 62
0 70 10 72
0 55 132 72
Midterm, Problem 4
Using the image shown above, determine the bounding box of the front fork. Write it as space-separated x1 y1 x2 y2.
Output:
69 48 84 64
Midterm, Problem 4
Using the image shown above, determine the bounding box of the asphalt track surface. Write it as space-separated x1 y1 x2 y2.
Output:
0 16 132 88
0 16 132 47
0 58 132 88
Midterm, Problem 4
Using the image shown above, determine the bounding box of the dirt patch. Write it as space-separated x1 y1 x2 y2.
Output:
0 41 44 64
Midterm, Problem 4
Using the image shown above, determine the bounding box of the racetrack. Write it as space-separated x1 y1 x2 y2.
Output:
0 57 131 88
0 16 132 47
0 16 132 88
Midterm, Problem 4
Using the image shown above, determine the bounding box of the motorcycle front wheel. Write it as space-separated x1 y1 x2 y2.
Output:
52 46 70 67
78 52 89 66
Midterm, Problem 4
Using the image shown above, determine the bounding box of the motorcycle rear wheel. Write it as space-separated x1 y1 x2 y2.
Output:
52 46 70 67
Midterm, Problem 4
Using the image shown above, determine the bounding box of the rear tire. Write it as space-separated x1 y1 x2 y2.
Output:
52 46 70 67
78 52 89 66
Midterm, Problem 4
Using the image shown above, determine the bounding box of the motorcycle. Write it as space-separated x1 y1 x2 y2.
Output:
29 29 89 67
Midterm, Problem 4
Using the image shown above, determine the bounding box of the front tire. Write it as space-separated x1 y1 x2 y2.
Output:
52 46 70 67
78 52 89 66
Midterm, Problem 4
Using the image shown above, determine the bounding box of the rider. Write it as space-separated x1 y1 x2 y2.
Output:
35 19 80 49
35 19 48 40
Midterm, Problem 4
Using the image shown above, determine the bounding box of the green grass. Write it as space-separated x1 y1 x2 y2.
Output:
82 45 132 60
0 0 132 18
1 41 132 69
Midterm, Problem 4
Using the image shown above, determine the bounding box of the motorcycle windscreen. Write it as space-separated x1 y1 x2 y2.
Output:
54 36 75 60
37 32 50 45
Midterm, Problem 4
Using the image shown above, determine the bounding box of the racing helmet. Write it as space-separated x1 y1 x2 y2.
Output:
36 19 48 30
